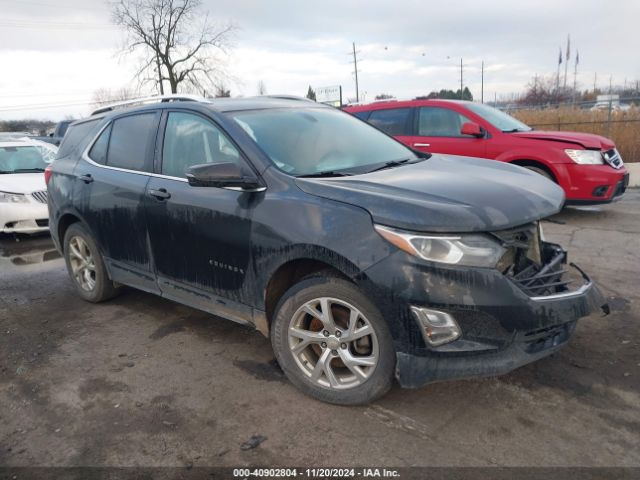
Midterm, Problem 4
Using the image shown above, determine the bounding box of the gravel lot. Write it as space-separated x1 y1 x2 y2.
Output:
1 191 639 468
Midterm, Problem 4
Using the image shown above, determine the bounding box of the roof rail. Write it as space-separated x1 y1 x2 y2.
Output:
261 95 316 103
90 94 210 116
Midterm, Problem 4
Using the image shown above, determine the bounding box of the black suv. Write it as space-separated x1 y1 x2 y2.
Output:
47 96 606 405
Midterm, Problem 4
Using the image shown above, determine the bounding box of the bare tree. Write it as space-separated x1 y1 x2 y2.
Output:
257 80 267 95
213 83 231 98
112 0 236 94
90 87 137 109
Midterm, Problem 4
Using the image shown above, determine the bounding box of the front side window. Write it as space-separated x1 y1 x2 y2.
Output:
162 112 241 178
465 103 532 132
230 107 417 176
106 113 156 171
418 107 475 137
367 108 412 136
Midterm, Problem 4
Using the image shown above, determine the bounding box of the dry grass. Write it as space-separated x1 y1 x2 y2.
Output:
512 106 640 162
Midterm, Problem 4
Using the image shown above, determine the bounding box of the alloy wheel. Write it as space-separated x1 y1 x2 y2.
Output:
68 236 96 291
288 297 379 390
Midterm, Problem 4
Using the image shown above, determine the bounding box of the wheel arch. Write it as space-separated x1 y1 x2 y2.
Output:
262 249 363 333
508 159 559 183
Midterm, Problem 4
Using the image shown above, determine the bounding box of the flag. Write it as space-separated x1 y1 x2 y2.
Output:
576 50 579 66
558 47 563 65
566 35 571 62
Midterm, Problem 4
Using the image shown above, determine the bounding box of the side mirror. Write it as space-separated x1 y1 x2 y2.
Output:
186 163 264 191
460 122 484 137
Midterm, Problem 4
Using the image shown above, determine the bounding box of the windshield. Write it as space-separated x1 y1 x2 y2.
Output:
230 107 418 176
0 145 56 173
465 103 532 132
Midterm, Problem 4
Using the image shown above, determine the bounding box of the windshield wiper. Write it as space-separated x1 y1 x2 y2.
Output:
12 168 45 173
297 170 352 178
366 158 414 173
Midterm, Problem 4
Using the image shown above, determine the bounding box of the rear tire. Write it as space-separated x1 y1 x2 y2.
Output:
63 223 118 303
271 275 395 405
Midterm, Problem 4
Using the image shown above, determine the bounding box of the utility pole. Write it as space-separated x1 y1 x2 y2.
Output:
481 60 484 103
351 42 360 103
593 72 597 93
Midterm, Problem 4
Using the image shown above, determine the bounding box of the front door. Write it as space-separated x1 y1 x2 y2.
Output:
406 106 487 158
144 110 256 322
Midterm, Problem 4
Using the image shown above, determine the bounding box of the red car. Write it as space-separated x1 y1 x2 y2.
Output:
345 100 629 205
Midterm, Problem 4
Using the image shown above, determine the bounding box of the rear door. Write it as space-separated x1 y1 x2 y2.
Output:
74 111 161 294
406 106 487 157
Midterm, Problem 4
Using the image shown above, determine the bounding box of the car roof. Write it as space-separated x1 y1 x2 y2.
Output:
345 98 474 111
92 96 328 122
0 137 56 148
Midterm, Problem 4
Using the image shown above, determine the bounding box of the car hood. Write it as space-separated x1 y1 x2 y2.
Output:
295 155 565 233
0 173 46 194
510 130 615 150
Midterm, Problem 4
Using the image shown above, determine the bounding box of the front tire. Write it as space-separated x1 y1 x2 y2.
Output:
271 275 395 405
524 165 554 182
63 223 118 303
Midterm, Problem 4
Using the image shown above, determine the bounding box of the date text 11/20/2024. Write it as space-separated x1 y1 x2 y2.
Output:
232 468 401 478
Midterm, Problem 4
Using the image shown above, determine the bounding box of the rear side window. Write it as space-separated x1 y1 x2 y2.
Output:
56 119 100 158
418 107 473 137
88 124 111 165
106 113 156 171
367 108 412 136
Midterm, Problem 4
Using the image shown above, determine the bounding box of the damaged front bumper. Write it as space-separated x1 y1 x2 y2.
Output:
361 243 608 389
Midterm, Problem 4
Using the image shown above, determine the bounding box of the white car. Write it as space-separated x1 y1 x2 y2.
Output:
0 137 57 234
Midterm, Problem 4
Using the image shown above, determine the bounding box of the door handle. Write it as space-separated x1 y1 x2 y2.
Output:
79 174 93 184
148 188 171 200
413 143 430 147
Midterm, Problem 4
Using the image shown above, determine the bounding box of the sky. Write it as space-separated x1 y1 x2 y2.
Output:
0 0 638 120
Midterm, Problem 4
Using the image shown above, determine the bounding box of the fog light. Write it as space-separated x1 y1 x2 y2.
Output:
410 307 461 347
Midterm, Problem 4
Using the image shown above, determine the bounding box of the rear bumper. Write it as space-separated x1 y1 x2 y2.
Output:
557 163 628 204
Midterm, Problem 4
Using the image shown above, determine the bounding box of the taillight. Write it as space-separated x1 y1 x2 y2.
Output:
44 165 53 185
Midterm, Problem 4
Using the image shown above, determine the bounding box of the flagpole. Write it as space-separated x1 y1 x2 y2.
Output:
563 35 570 92
573 50 579 105
556 47 562 102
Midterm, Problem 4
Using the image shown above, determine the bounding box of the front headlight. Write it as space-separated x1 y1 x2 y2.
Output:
375 225 506 268
0 191 29 203
565 149 604 165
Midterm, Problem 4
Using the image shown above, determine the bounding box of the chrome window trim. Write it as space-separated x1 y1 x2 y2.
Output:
81 119 265 191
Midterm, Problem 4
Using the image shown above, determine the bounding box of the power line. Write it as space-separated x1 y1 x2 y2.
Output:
0 19 115 29
0 0 101 12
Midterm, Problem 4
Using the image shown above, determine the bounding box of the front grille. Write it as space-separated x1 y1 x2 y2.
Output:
31 190 48 204
523 321 575 354
603 148 624 169
509 245 572 296
492 224 578 297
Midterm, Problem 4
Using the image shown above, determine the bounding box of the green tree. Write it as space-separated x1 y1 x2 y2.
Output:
306 85 316 101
